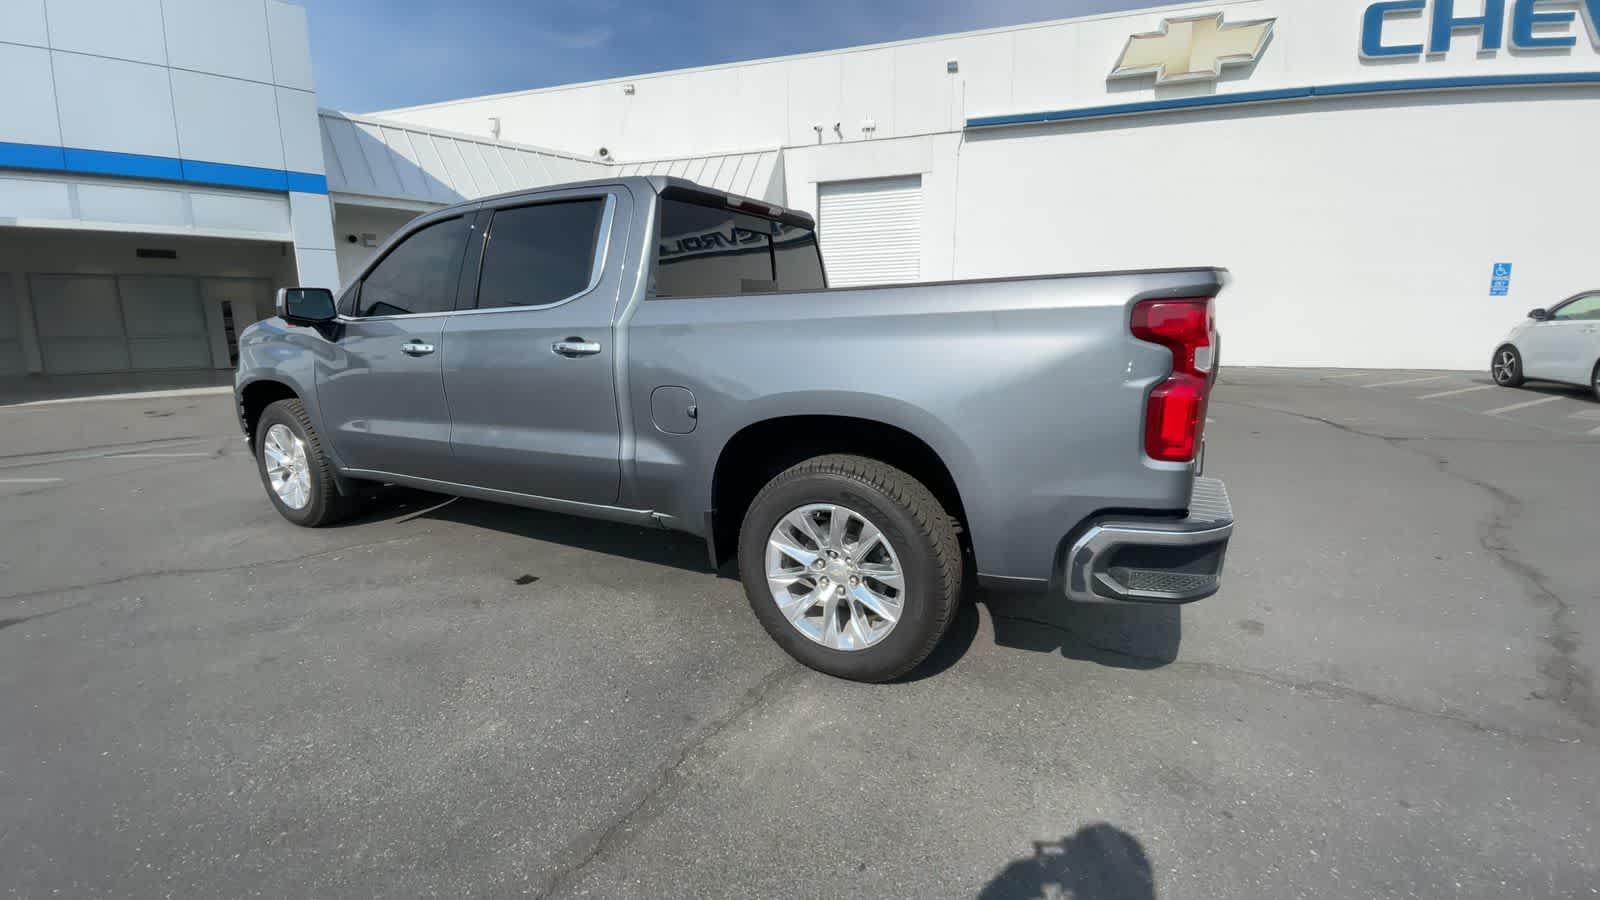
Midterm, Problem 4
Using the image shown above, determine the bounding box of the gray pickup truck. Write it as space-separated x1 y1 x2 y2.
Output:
236 176 1233 681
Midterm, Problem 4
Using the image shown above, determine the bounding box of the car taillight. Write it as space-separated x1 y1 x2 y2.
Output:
1131 297 1215 463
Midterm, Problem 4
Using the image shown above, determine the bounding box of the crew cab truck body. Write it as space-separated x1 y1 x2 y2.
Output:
236 176 1233 681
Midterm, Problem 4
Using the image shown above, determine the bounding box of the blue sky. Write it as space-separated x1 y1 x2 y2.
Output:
305 0 1165 112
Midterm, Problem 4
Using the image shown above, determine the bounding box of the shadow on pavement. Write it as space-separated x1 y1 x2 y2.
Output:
347 490 1179 673
982 590 1181 670
346 490 715 573
978 825 1157 900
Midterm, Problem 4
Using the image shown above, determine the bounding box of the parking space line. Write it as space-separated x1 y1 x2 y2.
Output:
104 452 212 459
1418 385 1495 400
1324 372 1375 381
1590 423 1600 436
0 477 64 484
1363 374 1452 389
1482 395 1563 416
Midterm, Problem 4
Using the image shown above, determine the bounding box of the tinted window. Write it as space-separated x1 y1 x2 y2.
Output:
773 222 826 291
655 200 774 298
477 199 607 309
1552 294 1600 321
356 217 469 317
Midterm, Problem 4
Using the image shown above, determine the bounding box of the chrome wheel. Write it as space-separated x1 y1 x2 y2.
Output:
765 503 906 651
262 423 312 510
1492 349 1518 385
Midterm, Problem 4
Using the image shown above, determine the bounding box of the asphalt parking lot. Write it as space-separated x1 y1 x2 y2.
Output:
2 369 1596 898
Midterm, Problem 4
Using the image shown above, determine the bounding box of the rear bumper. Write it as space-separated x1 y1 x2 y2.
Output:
1061 477 1234 604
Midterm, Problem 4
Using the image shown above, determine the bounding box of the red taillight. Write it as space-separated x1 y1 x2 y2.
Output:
1131 298 1215 463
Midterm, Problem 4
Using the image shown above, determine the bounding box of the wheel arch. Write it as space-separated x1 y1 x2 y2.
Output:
238 379 301 450
707 413 970 570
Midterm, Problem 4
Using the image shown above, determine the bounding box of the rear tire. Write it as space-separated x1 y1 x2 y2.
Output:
1491 345 1524 387
738 454 961 683
255 398 356 527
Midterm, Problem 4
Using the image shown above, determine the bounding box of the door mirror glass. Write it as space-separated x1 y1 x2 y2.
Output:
277 287 337 325
1528 308 1548 321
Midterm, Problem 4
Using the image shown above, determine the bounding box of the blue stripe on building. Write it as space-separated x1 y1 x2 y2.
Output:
966 72 1600 129
0 141 328 194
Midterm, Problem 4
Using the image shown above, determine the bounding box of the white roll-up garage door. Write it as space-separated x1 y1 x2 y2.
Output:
30 274 212 374
817 175 923 288
0 279 23 375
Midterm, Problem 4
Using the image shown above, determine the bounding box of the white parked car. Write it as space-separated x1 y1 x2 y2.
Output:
1491 291 1600 401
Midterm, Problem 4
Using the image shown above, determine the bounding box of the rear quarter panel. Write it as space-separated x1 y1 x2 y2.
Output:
624 269 1223 583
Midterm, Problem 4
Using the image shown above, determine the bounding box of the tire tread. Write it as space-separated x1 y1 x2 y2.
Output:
743 453 961 681
258 398 355 527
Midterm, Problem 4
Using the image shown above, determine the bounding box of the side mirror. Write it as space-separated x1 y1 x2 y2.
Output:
276 287 337 326
1527 308 1549 321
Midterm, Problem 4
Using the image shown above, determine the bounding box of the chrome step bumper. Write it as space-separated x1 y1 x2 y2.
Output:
1061 477 1234 604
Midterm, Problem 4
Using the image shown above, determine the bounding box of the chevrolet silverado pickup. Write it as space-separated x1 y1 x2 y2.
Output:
235 176 1234 682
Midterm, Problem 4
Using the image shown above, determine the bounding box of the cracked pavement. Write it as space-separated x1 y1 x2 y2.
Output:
1 370 1597 898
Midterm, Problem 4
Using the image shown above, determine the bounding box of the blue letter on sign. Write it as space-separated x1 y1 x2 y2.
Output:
1430 0 1507 52
1363 0 1428 57
1512 0 1578 48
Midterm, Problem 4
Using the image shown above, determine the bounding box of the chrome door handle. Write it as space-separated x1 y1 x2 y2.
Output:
552 338 601 358
401 340 436 356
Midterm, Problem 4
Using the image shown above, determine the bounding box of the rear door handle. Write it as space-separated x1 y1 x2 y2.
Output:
552 338 602 358
401 340 436 356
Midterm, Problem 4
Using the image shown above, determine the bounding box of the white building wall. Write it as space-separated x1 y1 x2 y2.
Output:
377 0 1600 370
955 93 1596 370
378 0 1600 162
0 0 331 285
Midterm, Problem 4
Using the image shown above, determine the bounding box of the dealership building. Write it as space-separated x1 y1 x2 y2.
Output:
1 0 1596 384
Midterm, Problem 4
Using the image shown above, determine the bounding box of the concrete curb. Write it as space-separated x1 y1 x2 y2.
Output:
1 386 235 409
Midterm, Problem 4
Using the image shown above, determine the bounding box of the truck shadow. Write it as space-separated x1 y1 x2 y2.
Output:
977 824 1158 900
980 590 1181 671
347 490 714 572
350 491 1179 674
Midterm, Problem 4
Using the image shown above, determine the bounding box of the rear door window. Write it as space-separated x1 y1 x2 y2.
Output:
476 199 608 309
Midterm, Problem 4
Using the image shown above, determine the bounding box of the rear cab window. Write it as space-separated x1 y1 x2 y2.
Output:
476 198 609 309
652 193 826 298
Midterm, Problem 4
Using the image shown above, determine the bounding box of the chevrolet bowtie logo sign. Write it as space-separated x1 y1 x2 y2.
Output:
1109 13 1276 86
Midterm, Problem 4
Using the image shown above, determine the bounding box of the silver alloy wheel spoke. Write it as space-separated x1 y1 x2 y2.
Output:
850 583 901 625
765 503 906 651
850 520 883 564
1494 351 1516 383
857 563 904 591
263 423 312 510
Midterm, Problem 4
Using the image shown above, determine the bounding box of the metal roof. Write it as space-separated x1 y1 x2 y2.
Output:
319 111 610 205
616 151 784 205
320 111 786 208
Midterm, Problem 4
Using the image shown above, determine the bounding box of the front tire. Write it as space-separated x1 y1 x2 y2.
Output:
1591 361 1600 403
255 398 355 527
738 454 961 683
1491 345 1525 387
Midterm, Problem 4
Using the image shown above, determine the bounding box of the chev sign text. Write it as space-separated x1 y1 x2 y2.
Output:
1362 0 1600 57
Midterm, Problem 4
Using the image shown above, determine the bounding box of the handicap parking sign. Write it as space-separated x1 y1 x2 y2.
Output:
1490 262 1512 296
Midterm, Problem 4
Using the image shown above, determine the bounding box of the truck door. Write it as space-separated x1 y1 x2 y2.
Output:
442 189 628 505
315 213 474 479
